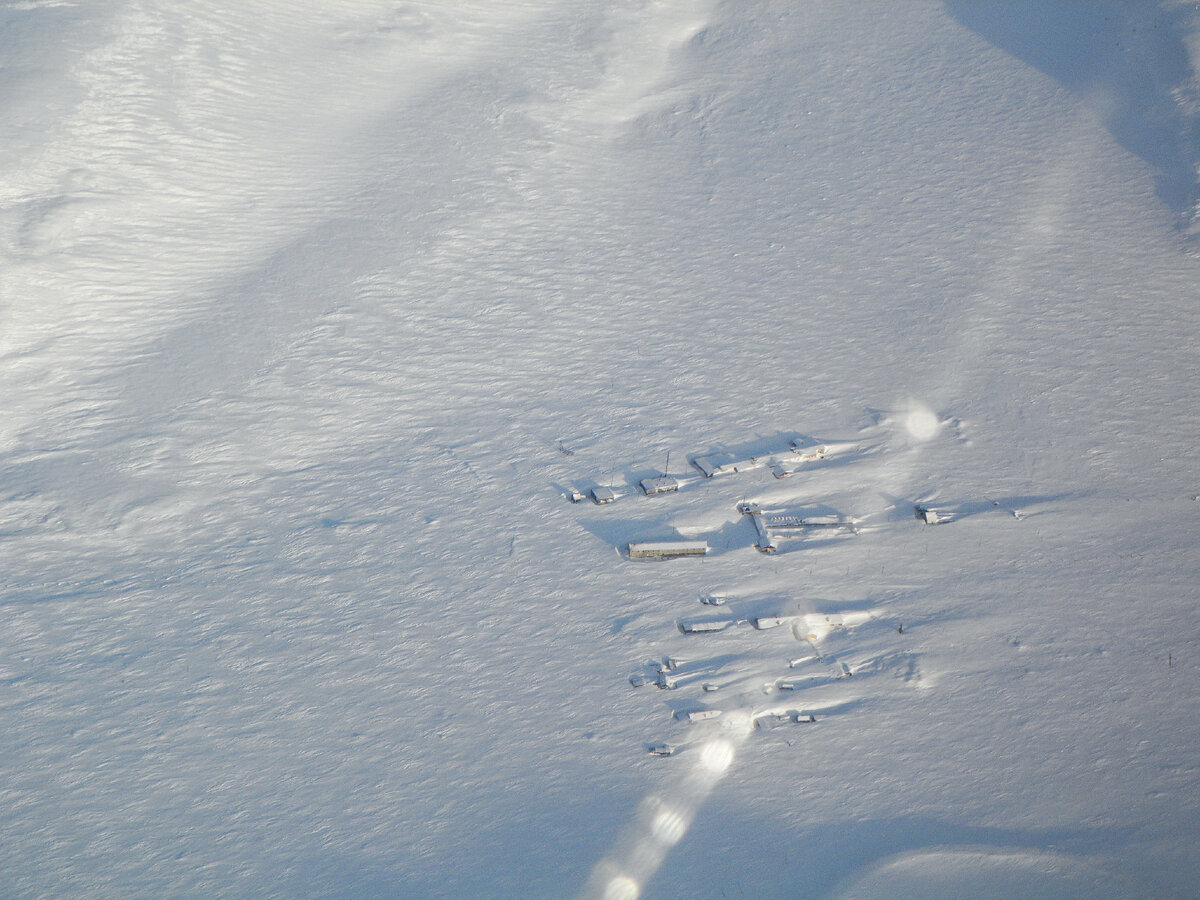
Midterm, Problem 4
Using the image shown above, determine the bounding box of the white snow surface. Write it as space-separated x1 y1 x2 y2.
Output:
2 1 1200 897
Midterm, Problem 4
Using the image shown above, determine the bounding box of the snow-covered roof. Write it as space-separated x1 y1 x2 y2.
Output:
627 540 709 558
639 475 679 494
590 486 617 503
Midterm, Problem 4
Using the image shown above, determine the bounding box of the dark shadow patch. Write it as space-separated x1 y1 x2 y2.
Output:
654 807 1135 899
946 0 1200 221
576 514 757 558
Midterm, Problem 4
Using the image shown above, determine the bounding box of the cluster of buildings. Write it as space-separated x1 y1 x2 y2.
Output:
564 430 935 758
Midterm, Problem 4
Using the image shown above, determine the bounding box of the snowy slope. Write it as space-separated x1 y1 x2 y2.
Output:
2 1 1199 898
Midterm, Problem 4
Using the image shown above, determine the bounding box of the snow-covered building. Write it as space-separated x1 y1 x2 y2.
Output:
627 540 709 559
740 501 855 552
915 505 949 525
678 619 731 634
675 709 722 723
639 475 679 495
589 486 617 504
690 454 757 478
691 438 837 480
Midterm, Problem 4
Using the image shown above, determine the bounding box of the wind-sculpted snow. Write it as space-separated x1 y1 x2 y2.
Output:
2 1 1199 897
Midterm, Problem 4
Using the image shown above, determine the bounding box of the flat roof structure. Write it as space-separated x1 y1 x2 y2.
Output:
639 475 679 495
678 619 732 634
627 540 708 559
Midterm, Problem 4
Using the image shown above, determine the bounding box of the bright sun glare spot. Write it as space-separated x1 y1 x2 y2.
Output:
650 806 688 846
904 403 940 442
603 875 640 900
698 739 735 775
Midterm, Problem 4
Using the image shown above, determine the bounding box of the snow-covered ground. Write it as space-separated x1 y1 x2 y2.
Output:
2 1 1199 897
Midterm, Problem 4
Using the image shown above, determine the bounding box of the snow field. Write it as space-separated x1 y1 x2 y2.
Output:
2 0 1200 897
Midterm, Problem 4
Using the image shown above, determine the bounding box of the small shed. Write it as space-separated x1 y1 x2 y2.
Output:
627 540 709 559
915 505 947 525
776 675 822 690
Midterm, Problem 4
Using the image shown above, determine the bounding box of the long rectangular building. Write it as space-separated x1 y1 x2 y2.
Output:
627 540 709 559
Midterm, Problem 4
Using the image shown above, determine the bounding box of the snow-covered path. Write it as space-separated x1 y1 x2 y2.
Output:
2 2 1199 897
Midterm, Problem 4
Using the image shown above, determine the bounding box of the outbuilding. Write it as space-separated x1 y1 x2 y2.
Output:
915 505 948 524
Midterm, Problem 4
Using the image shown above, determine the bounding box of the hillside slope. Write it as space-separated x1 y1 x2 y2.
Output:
2 2 1198 898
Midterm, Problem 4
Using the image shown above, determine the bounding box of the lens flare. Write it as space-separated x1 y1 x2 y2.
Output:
602 875 640 900
650 806 688 845
580 730 746 898
903 402 940 441
697 739 734 775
